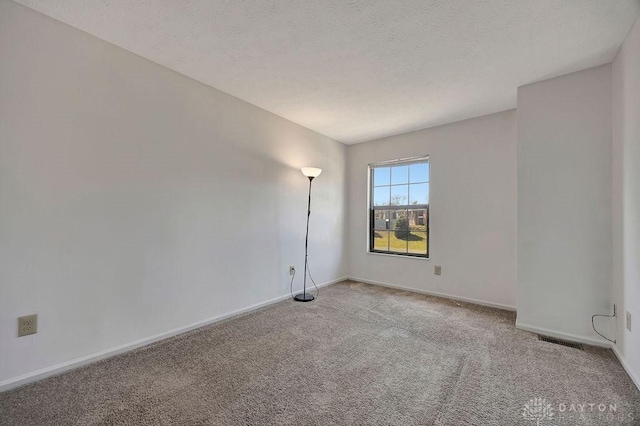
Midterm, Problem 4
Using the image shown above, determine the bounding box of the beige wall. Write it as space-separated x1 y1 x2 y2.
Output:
517 64 613 345
0 1 347 387
347 110 517 309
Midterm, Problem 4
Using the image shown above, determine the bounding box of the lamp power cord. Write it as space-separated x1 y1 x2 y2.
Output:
289 268 296 299
289 258 319 301
592 305 616 344
305 257 319 299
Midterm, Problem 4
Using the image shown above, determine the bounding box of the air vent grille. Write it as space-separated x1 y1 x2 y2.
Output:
538 335 584 350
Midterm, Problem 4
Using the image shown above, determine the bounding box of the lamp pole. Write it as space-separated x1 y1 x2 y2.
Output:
294 176 315 302
294 167 321 302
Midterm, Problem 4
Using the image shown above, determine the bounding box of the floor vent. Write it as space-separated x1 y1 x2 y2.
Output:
538 335 584 350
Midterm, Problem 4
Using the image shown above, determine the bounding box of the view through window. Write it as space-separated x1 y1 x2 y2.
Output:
369 157 429 257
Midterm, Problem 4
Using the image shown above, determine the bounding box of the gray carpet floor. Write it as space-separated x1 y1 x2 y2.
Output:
1 280 638 425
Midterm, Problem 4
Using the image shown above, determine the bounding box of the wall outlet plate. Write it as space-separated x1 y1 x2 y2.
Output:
626 311 632 332
289 266 295 276
434 265 442 275
18 314 38 337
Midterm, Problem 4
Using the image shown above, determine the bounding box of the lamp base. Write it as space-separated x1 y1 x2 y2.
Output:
293 293 315 302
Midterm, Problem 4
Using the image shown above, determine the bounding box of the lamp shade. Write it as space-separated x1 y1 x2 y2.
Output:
301 167 322 178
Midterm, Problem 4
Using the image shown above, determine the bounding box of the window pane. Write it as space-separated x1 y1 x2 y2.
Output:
389 231 409 254
373 186 390 206
390 185 408 206
391 165 409 185
389 209 407 230
373 210 391 230
409 163 429 183
373 167 390 186
372 231 390 251
389 210 409 253
407 208 427 231
409 183 429 205
408 232 428 255
369 159 429 258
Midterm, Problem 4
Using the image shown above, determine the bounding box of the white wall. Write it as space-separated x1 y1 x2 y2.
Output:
516 64 613 344
612 15 640 386
347 110 517 309
0 1 347 386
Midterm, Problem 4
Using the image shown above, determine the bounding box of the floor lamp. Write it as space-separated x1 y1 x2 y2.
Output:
294 167 322 302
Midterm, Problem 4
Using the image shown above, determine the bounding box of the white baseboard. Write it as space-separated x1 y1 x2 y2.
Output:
0 277 346 393
348 276 517 311
515 320 611 348
611 344 640 392
6 277 637 396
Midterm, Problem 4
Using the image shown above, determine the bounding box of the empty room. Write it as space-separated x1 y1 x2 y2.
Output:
1 0 640 424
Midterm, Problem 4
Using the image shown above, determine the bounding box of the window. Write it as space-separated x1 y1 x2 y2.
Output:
369 157 429 258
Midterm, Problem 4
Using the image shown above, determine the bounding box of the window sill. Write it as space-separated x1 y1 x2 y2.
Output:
366 251 430 260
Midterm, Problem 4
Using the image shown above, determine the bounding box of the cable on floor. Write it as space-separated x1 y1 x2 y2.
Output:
592 305 616 344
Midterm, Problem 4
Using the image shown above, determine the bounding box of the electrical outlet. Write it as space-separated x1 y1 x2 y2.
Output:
434 265 442 275
18 314 37 337
289 266 295 276
627 311 632 332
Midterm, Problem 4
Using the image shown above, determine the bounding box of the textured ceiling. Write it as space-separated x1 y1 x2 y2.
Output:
14 0 640 144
